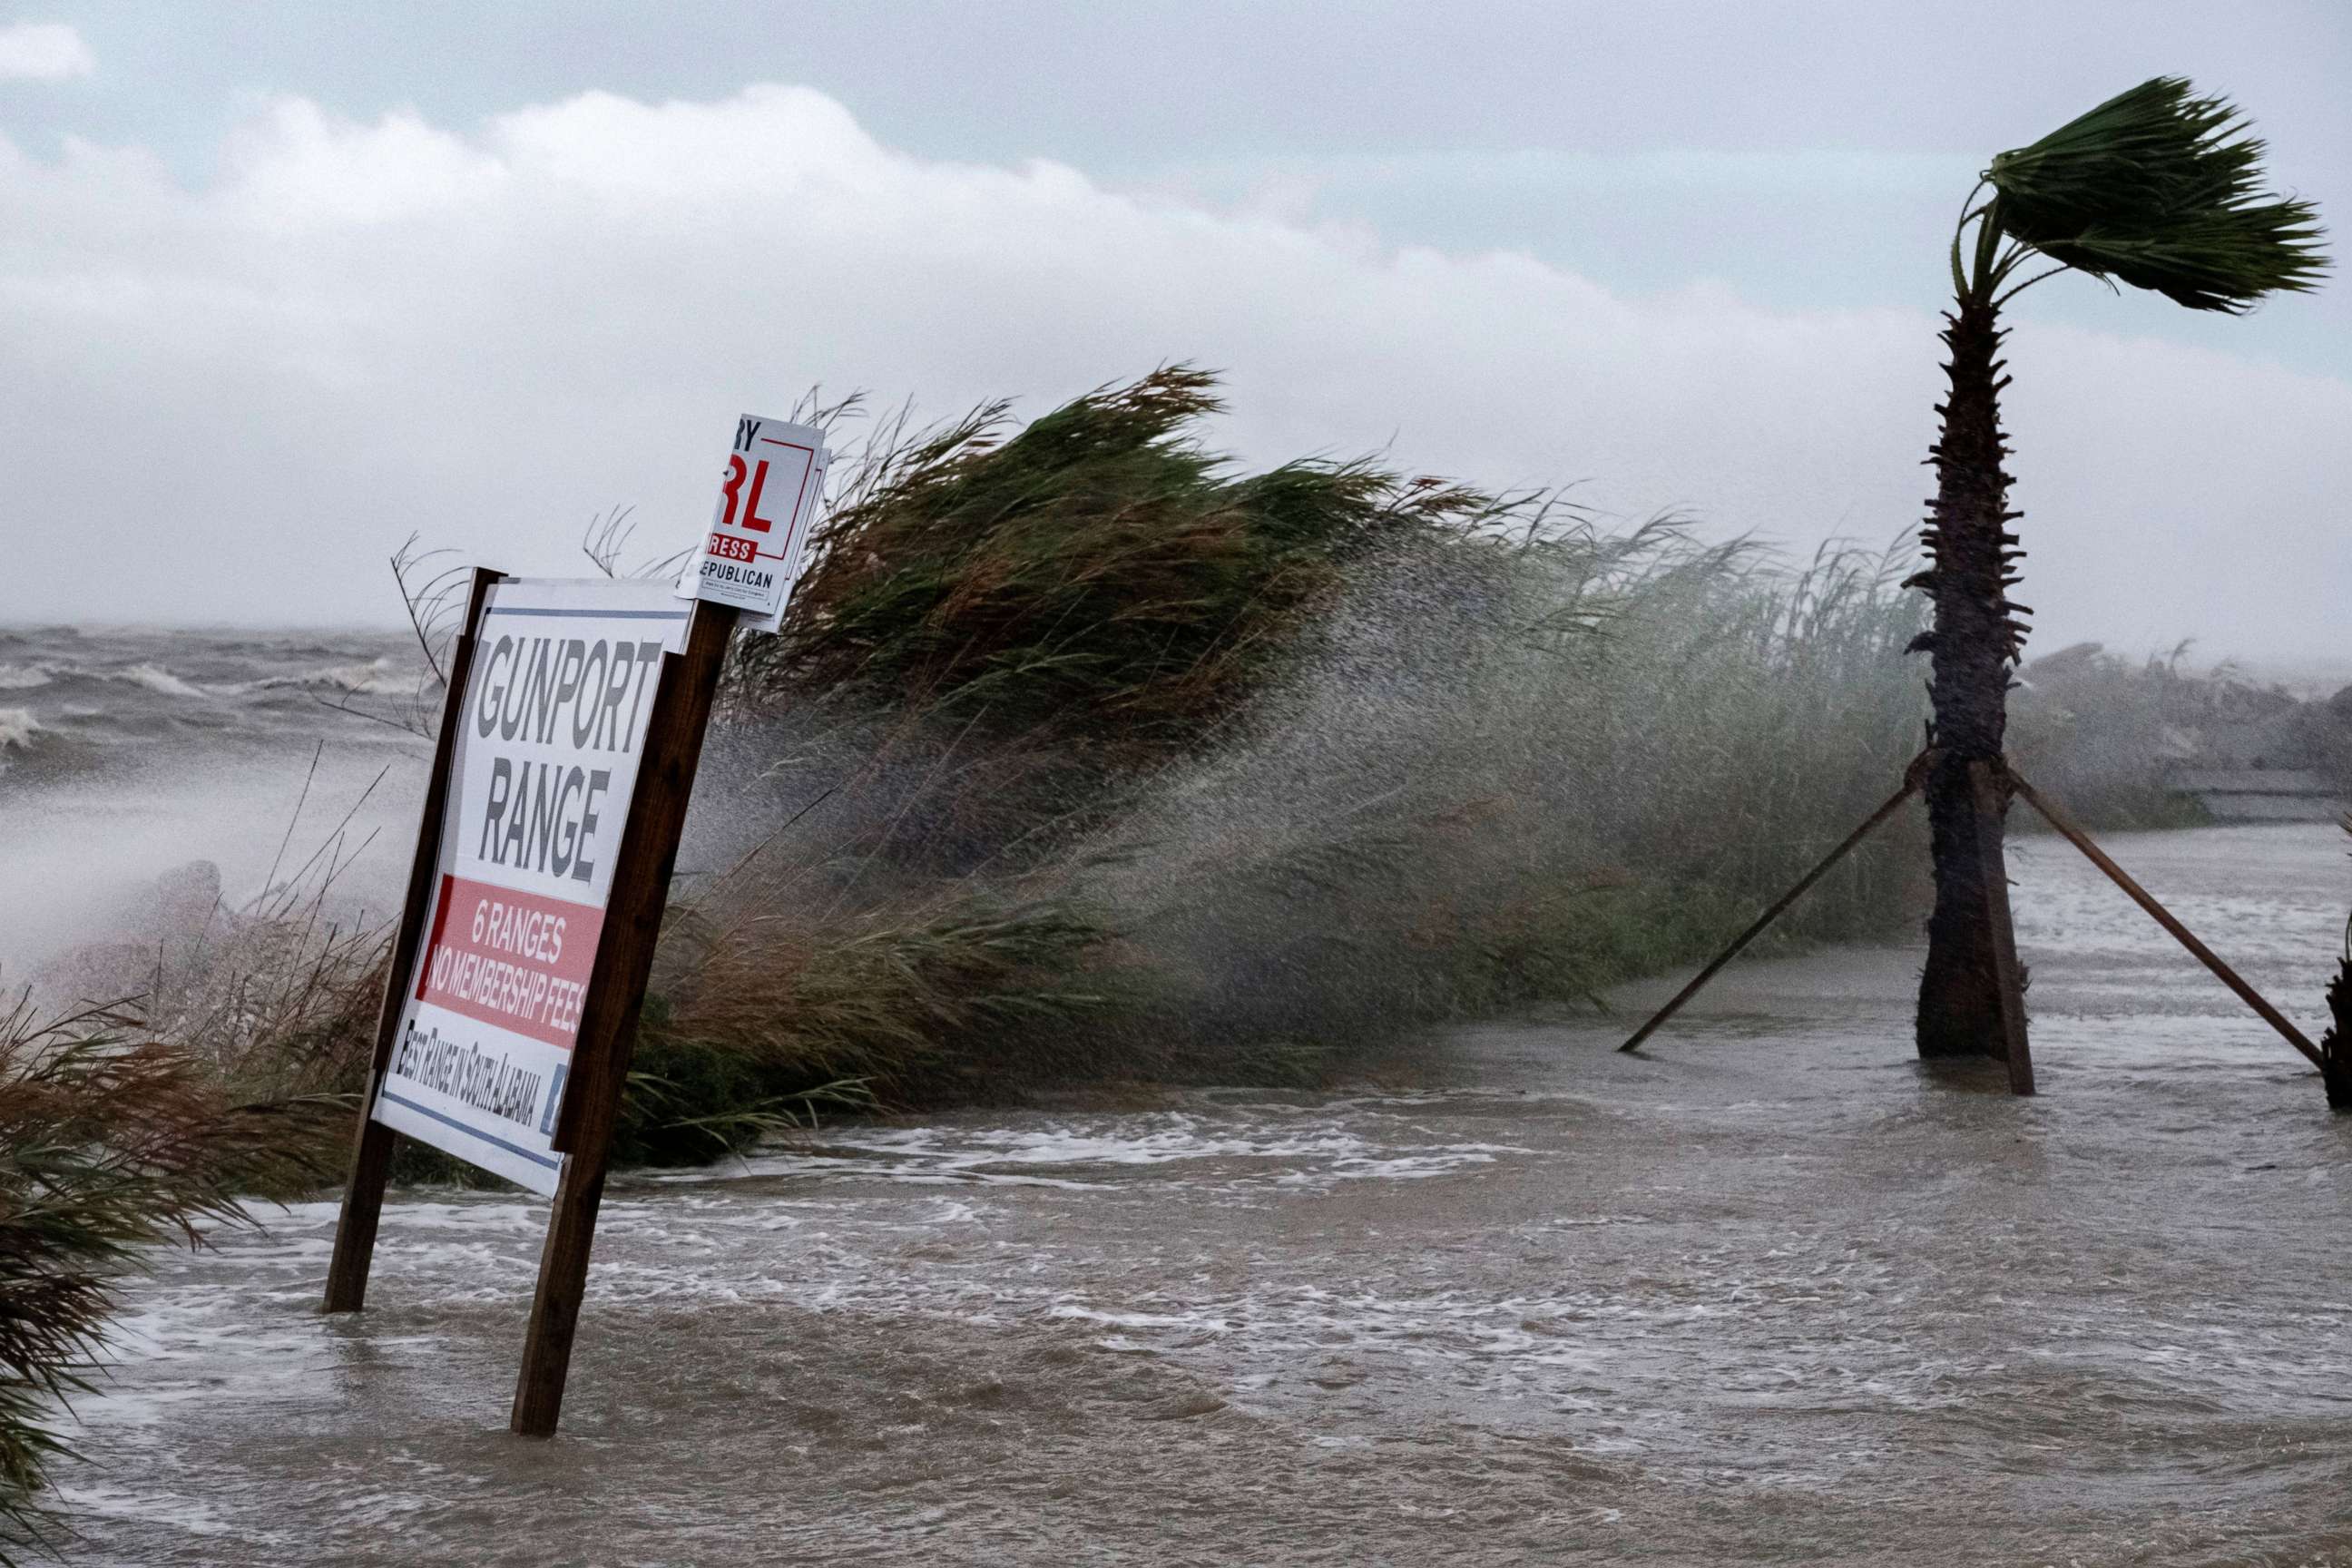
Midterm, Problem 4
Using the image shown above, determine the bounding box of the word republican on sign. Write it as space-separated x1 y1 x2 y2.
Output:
367 578 691 1192
681 413 829 630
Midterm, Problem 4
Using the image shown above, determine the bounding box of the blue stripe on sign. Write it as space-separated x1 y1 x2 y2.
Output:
485 606 691 620
377 1089 564 1170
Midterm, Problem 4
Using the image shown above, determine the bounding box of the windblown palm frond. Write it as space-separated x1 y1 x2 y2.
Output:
1983 76 2327 311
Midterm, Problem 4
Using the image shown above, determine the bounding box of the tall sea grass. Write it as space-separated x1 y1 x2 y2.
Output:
0 997 343 1558
634 489 1931 1142
49 369 1938 1168
1053 521 1928 1073
732 367 1491 759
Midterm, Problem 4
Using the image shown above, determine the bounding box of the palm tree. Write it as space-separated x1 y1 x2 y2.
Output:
1909 78 2326 1061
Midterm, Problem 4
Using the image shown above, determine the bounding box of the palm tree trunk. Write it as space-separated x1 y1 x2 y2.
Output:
1911 297 2031 1058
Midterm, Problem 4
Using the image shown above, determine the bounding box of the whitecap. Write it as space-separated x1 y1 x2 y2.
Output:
232 657 406 696
113 663 211 699
0 663 49 691
0 708 45 750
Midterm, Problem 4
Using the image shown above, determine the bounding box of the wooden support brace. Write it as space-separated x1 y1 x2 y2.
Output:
1619 756 1925 1054
323 567 504 1316
510 600 739 1438
1968 760 2034 1095
2008 767 2324 1069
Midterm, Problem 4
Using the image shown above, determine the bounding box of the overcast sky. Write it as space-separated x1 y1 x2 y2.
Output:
3 2 2348 664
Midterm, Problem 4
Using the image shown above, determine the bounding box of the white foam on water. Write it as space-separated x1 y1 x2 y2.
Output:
0 708 44 750
229 656 408 696
0 662 50 691
1269 1150 1509 1185
663 1112 1533 1196
111 662 211 699
50 1480 252 1541
836 1116 1372 1167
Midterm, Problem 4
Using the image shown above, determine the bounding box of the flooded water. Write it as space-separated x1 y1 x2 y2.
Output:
55 821 2352 1564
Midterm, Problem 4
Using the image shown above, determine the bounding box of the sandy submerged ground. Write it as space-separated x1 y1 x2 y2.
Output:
53 822 2352 1566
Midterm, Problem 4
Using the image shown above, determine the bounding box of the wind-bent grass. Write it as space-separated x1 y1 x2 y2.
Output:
605 382 1940 1150
0 997 345 1559
632 514 1932 1146
76 370 1943 1171
618 890 1114 1164
1058 525 1928 1070
732 367 1492 758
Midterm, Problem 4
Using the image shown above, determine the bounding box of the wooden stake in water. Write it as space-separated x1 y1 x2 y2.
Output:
1969 760 2034 1095
510 600 739 1438
2008 768 2323 1068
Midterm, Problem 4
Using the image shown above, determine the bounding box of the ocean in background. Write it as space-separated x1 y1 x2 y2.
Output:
0 624 432 978
5 620 2343 995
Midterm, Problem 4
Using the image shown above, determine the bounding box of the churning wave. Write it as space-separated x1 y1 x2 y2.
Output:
0 708 46 751
113 662 211 700
0 630 425 761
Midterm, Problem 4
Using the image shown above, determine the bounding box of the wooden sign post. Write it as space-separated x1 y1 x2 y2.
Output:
323 411 827 1437
322 564 505 1316
510 598 734 1436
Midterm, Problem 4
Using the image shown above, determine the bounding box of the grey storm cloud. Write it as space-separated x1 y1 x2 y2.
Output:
0 66 2346 664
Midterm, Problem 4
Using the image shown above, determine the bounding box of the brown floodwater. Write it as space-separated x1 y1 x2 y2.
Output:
57 822 2352 1565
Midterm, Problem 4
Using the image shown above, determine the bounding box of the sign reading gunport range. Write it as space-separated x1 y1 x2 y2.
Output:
371 577 689 1193
323 411 832 1438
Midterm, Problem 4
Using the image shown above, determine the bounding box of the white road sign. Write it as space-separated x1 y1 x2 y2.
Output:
681 412 828 629
368 578 691 1193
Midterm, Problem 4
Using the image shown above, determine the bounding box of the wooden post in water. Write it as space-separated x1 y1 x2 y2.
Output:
510 600 739 1438
323 566 504 1316
2324 814 2352 1110
2324 905 2352 1109
1969 760 2034 1094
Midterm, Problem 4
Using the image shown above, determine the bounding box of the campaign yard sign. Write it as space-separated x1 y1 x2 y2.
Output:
368 577 691 1193
681 412 828 629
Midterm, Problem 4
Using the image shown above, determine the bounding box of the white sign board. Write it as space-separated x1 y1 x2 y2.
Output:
369 578 691 1193
680 413 828 630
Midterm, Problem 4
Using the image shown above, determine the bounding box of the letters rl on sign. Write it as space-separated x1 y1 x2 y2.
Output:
681 413 828 629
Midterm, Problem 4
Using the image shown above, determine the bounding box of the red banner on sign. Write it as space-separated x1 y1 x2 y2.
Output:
414 874 603 1049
